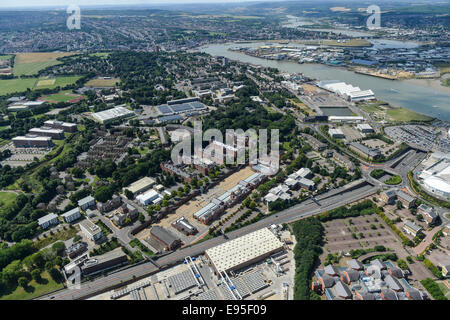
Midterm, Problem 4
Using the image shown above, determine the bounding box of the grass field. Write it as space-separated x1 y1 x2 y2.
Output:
0 271 64 300
39 90 84 103
85 77 120 87
0 55 12 61
0 192 17 208
0 76 81 96
13 52 76 76
386 108 434 122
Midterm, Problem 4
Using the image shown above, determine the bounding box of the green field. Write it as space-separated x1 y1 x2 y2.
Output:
12 52 76 76
40 90 84 103
0 192 18 208
0 55 12 61
386 108 434 122
13 61 62 76
0 76 81 96
0 271 63 300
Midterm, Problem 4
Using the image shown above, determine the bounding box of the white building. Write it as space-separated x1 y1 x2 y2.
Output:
329 128 345 139
79 219 103 242
38 213 59 229
61 207 81 223
357 124 374 133
205 228 284 274
78 196 96 210
92 106 135 124
136 189 163 206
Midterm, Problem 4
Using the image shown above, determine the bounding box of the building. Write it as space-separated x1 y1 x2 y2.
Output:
66 242 88 259
79 219 103 242
38 213 59 229
356 124 374 134
44 120 78 133
160 162 194 183
396 190 416 208
264 184 291 204
328 116 364 123
329 128 345 139
403 220 423 237
419 157 450 198
381 189 397 205
7 101 45 112
29 127 64 139
12 135 53 148
417 204 437 225
97 194 121 213
112 204 138 227
92 106 135 124
350 142 381 160
171 217 198 236
136 189 162 206
61 207 81 223
302 133 327 151
205 228 284 274
125 177 156 196
78 196 96 210
149 226 181 251
81 248 128 275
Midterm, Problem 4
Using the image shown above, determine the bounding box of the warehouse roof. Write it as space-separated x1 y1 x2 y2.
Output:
126 177 156 194
205 228 283 273
92 106 134 123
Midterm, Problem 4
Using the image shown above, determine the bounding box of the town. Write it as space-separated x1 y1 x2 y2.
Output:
0 0 448 304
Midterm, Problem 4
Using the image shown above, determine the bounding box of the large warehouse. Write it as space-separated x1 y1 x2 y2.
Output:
205 228 284 274
420 155 450 198
92 106 135 124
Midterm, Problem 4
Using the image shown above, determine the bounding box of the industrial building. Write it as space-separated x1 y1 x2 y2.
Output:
81 248 128 275
172 217 198 235
12 135 53 148
136 189 162 206
318 80 375 102
205 228 284 274
356 124 374 134
125 177 156 196
329 128 345 139
349 142 381 160
92 106 135 124
419 156 450 198
148 226 181 252
44 120 78 133
7 101 46 112
29 127 64 139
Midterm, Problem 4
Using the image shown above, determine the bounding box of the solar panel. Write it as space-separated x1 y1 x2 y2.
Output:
190 101 207 110
196 290 219 300
167 269 197 294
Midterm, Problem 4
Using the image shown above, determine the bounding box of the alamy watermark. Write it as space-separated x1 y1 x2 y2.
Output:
366 5 381 30
67 5 81 30
171 121 280 176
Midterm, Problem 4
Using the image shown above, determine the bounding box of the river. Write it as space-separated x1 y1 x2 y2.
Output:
199 42 450 122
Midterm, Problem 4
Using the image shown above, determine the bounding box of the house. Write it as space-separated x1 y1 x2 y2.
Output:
340 269 360 285
78 196 96 210
405 288 423 300
417 204 437 225
324 264 339 276
38 213 59 229
385 274 403 292
97 194 121 213
347 259 364 271
61 207 81 223
381 288 398 300
335 281 352 299
112 204 138 227
371 259 387 270
318 275 335 290
79 219 103 242
388 267 404 279
403 220 423 237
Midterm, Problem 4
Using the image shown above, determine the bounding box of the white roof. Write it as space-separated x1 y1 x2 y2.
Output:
29 127 63 134
12 135 52 141
92 106 134 122
424 176 450 194
126 177 155 194
205 228 283 273
136 189 161 202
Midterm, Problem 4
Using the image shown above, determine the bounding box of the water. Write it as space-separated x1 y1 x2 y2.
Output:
199 42 450 121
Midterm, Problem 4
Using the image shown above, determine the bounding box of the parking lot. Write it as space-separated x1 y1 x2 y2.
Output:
0 142 50 167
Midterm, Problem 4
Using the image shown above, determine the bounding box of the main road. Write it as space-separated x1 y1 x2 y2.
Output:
39 180 377 300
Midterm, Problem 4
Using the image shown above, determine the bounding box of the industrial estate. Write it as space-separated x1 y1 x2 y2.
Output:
0 0 448 304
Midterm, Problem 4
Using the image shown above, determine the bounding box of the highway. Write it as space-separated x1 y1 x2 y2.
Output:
39 181 377 300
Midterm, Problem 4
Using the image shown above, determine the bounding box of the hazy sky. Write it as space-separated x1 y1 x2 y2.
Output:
1 0 274 9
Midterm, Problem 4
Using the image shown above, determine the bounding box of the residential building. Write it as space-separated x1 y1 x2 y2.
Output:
97 194 121 213
78 196 96 210
79 219 103 242
61 207 81 223
403 220 423 237
417 204 437 225
38 213 59 229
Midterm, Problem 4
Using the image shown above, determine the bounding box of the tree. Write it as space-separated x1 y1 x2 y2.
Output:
52 241 66 257
49 268 64 283
18 276 29 289
31 269 42 282
124 189 134 200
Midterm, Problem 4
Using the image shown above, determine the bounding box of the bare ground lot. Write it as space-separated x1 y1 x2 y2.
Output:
136 166 256 244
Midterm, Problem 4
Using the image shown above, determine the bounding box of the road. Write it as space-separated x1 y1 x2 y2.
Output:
38 181 377 300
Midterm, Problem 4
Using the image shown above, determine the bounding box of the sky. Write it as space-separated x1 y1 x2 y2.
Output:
0 0 276 9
